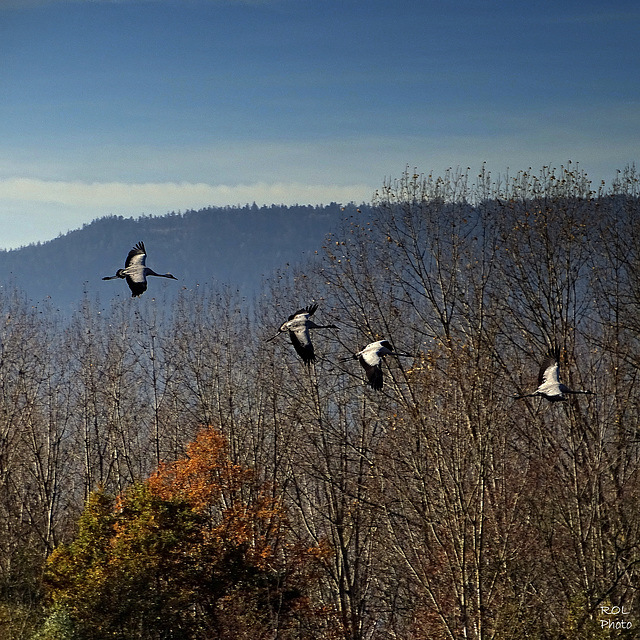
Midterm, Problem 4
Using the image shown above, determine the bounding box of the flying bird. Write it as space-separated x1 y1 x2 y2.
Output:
349 340 413 391
102 241 177 297
266 303 337 365
513 347 594 402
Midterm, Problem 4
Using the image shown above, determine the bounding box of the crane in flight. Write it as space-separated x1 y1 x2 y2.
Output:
348 340 413 391
266 304 337 365
513 347 594 402
102 241 177 297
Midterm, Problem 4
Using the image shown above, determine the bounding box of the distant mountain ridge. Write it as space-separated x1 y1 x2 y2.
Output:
0 203 372 310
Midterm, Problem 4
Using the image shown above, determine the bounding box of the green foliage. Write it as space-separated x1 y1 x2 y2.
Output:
41 428 328 640
31 606 77 640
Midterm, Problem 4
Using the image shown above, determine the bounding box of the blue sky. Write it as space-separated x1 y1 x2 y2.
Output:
0 0 638 249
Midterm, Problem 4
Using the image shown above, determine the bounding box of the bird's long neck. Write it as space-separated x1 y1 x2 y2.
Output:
146 269 171 278
308 322 337 330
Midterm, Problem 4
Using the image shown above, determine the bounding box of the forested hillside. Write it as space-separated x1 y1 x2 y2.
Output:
0 202 370 309
1 165 640 639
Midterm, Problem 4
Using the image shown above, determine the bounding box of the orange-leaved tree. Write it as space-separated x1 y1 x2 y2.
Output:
42 426 332 640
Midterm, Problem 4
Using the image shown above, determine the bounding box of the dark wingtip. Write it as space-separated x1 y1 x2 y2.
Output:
548 345 561 362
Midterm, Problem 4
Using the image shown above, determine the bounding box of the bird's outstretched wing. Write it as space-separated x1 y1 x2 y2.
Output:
124 242 148 297
538 348 561 386
125 242 147 268
288 303 318 321
126 277 147 297
359 356 383 390
289 327 315 364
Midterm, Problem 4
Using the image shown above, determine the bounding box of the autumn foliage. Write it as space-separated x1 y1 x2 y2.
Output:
43 427 331 640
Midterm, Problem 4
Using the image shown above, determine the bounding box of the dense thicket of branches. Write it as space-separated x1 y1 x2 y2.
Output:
1 164 639 639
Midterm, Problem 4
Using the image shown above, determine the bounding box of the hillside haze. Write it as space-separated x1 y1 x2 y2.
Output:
0 203 371 309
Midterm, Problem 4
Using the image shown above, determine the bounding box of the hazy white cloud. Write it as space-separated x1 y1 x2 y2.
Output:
0 177 372 209
0 109 635 249
3 108 634 192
